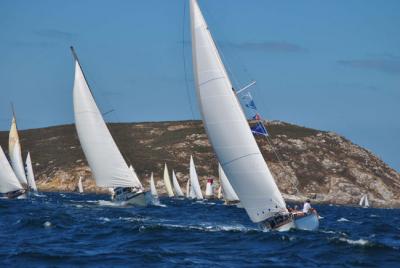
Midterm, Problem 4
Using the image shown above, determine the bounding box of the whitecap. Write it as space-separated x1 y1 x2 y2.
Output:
337 217 350 222
339 237 369 246
43 221 52 228
99 217 111 222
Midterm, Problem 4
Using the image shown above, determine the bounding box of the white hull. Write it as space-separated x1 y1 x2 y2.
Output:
294 213 319 231
113 190 148 207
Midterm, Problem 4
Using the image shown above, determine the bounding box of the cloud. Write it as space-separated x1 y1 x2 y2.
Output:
338 57 400 75
228 41 306 53
35 29 77 40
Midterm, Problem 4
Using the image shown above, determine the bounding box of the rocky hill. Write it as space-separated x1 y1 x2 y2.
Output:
0 120 399 208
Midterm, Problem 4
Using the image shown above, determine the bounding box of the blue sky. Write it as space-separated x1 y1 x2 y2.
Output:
0 0 399 171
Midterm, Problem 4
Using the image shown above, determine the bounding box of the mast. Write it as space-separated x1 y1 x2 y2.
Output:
190 0 287 223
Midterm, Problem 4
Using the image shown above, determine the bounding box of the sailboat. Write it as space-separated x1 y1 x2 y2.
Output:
359 194 369 208
0 146 26 198
9 111 28 187
163 163 175 197
217 185 222 199
189 0 318 231
25 152 38 192
185 178 191 198
149 172 159 200
77 176 84 194
218 163 240 205
172 170 184 197
205 178 214 199
189 155 203 199
71 46 148 206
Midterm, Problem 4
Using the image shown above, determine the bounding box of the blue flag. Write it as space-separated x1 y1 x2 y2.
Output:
245 100 257 110
251 122 269 136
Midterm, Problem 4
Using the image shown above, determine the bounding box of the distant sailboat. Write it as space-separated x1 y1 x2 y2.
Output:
25 152 38 192
359 194 369 208
9 111 28 187
218 163 239 205
189 155 203 199
205 178 214 199
190 0 318 230
78 176 84 194
185 178 191 198
149 172 158 199
71 46 148 206
163 164 175 197
172 170 184 197
0 146 25 198
217 185 222 199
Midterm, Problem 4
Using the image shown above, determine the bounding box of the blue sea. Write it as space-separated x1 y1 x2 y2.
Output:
0 193 399 267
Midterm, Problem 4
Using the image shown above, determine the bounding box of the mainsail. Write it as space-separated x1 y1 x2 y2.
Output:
149 172 158 198
25 152 37 192
72 47 141 189
359 195 365 206
78 177 84 193
0 146 23 193
9 115 27 185
218 163 239 202
190 0 287 223
163 163 174 197
172 170 184 197
189 155 203 199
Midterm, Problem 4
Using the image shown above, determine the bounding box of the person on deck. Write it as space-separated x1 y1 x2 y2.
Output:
302 199 313 214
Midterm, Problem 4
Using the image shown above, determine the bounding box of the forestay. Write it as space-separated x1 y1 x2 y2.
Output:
72 50 141 189
0 146 23 193
190 0 287 222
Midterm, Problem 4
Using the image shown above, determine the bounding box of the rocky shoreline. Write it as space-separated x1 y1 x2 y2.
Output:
1 120 399 208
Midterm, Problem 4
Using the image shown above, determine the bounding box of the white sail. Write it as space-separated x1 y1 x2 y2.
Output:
189 155 203 199
78 177 84 193
359 195 365 206
9 116 27 185
217 185 222 199
186 179 191 198
163 163 174 197
190 0 286 223
205 179 214 197
129 165 144 189
72 50 141 189
149 172 158 198
0 146 23 193
218 163 239 202
190 182 197 199
365 195 369 207
172 170 184 197
25 152 37 192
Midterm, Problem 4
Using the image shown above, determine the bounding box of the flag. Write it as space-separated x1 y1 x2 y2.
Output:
251 122 269 136
245 100 257 110
252 113 261 120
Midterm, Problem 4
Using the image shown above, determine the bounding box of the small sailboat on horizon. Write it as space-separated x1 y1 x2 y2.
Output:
172 170 184 197
25 152 38 193
218 163 240 205
77 176 84 194
205 178 214 199
359 194 370 208
163 163 175 197
189 155 203 200
149 172 159 201
71 46 149 206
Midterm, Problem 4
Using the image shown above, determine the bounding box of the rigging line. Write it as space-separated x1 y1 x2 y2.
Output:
182 0 195 121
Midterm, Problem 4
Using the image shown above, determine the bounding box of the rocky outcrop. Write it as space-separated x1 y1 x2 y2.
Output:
0 120 399 208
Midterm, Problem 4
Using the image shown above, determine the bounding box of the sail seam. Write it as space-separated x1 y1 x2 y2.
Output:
221 152 261 167
198 76 225 88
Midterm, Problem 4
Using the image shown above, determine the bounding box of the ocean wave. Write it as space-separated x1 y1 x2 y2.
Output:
139 222 259 233
337 217 350 222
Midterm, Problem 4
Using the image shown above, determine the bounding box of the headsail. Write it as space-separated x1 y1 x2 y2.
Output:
149 172 158 198
71 47 141 189
9 115 27 185
25 152 37 192
129 165 144 189
359 195 365 206
172 170 184 197
190 0 287 222
365 195 369 207
186 179 191 198
163 163 174 197
0 146 23 193
78 176 84 193
218 163 239 202
189 155 203 199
